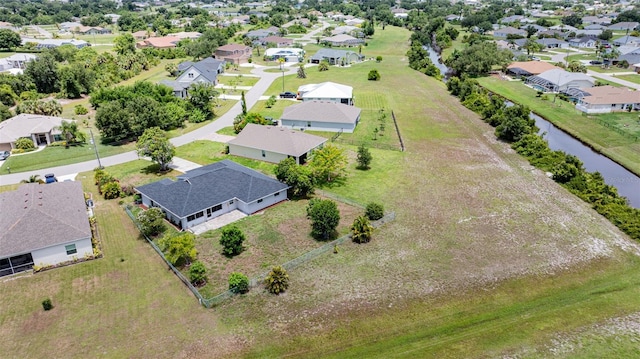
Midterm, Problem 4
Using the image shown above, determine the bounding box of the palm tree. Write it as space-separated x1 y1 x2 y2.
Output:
297 64 306 78
21 175 44 184
264 266 289 294
57 120 79 144
351 216 373 244
318 60 329 72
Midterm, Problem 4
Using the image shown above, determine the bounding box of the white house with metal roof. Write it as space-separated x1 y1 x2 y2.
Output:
297 82 354 105
0 182 93 277
228 124 327 164
526 69 595 92
135 160 289 230
280 101 361 133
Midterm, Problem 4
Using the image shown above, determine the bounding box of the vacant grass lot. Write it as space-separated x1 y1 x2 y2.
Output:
477 77 640 176
2 25 640 359
615 73 640 84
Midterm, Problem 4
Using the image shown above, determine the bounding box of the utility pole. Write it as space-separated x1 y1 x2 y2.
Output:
88 128 103 169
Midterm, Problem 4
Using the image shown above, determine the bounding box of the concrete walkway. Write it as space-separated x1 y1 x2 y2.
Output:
189 210 247 235
0 64 296 186
168 157 202 173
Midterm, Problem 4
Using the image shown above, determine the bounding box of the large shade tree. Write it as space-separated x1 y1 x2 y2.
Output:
136 127 175 172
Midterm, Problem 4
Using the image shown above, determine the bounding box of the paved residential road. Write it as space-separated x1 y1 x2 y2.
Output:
0 64 297 186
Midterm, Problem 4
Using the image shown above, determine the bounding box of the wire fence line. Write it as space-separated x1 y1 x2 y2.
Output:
124 204 396 308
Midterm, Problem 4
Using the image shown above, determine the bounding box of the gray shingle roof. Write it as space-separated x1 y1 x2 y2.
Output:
0 182 91 257
281 101 361 124
135 160 288 218
228 124 327 157
310 48 360 61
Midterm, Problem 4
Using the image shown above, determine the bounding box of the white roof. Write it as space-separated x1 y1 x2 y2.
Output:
264 47 304 57
536 69 594 87
298 82 353 99
4 53 37 62
0 114 72 144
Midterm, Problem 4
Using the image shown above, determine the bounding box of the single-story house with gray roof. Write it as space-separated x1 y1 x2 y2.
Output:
280 101 361 133
0 182 93 277
526 69 595 92
320 34 364 47
135 160 289 230
228 124 327 164
310 48 363 65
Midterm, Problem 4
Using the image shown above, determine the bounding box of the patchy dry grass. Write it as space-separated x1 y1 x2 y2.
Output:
192 198 363 297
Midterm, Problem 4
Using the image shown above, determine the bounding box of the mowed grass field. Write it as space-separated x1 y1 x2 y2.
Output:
1 26 640 358
477 77 640 176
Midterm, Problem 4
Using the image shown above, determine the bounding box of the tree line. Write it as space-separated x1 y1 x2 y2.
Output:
447 76 640 241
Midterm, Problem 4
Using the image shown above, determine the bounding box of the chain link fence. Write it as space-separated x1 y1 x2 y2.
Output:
125 204 396 308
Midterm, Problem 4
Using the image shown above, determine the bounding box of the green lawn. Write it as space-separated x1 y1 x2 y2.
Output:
174 140 276 175
587 66 634 74
0 51 16 58
477 77 640 176
615 74 640 85
217 75 260 87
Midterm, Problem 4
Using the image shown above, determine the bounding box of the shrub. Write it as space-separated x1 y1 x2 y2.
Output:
42 298 53 311
188 261 207 286
158 232 197 267
219 226 246 256
264 265 289 294
365 202 384 220
137 207 166 237
229 272 249 294
368 69 381 81
74 104 88 115
356 144 372 170
15 137 35 150
376 55 382 62
11 148 25 154
351 215 374 244
101 181 122 199
306 198 340 241
188 108 207 123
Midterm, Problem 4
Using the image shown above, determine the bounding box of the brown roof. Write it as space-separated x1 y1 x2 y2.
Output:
228 124 327 157
507 61 561 75
579 86 640 105
137 36 180 48
281 101 361 124
0 182 91 257
217 44 250 52
262 36 292 44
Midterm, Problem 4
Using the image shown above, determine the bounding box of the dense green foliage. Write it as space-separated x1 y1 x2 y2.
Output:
275 157 316 198
445 42 512 77
365 202 385 221
306 198 340 241
219 226 246 257
158 232 197 267
233 112 269 133
264 266 289 295
351 215 374 244
15 137 35 150
356 144 373 170
368 69 381 81
447 77 640 241
16 99 62 116
188 261 207 286
309 144 347 183
228 272 249 294
137 207 167 237
136 127 176 172
93 82 190 142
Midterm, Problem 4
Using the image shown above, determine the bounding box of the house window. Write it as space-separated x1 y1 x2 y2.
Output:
257 199 263 203
65 244 77 255
229 200 234 205
188 73 194 78
187 211 204 222
274 192 280 197
307 121 312 127
261 150 266 157
210 204 222 212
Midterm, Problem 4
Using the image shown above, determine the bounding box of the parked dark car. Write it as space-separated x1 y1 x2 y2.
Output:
0 151 9 160
44 173 58 184
279 91 297 99
590 60 603 65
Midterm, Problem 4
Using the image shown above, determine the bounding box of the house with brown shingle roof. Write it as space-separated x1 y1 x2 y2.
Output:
506 61 561 78
228 124 327 164
136 36 181 49
261 35 293 47
575 86 640 113
0 182 93 277
132 30 155 40
280 101 361 133
214 44 252 64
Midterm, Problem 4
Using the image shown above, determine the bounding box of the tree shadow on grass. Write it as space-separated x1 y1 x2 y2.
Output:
317 176 347 189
